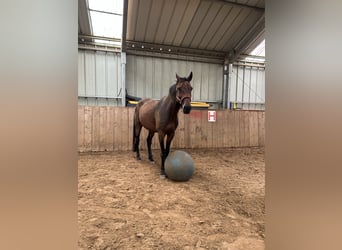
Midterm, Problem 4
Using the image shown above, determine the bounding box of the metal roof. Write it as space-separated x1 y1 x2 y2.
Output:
79 0 265 62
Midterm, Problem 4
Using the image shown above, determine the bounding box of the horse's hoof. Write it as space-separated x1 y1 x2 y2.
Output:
160 174 166 179
136 157 141 160
149 160 155 164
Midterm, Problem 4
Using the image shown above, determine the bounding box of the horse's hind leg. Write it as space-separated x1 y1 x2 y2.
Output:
134 123 142 160
158 132 170 178
147 131 154 162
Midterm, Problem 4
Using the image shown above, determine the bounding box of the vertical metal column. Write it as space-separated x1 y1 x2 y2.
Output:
121 0 128 107
222 64 228 108
121 52 126 106
227 63 233 109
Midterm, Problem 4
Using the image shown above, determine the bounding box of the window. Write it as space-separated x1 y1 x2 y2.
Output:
88 0 123 47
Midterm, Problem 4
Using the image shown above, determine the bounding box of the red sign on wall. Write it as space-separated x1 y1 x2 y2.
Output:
208 111 216 122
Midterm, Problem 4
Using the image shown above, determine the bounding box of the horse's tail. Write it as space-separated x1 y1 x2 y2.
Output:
132 105 138 152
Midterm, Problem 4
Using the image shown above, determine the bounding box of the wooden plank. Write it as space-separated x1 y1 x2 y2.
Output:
78 107 266 152
234 111 240 147
189 110 201 148
121 107 129 151
84 106 93 152
176 112 185 149
258 111 265 146
263 112 266 146
140 126 147 151
184 113 191 148
250 111 259 146
200 110 208 148
113 107 120 151
99 106 106 151
244 111 250 147
196 110 203 148
211 111 217 148
226 110 235 147
153 131 159 150
207 111 213 149
172 113 179 149
78 106 85 152
240 111 249 147
105 106 114 151
257 112 262 146
222 110 228 147
199 110 207 148
239 111 244 147
92 106 100 151
215 110 224 148
128 107 135 152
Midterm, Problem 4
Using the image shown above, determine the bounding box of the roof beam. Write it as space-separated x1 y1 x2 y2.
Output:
78 0 92 35
227 13 265 63
88 8 123 16
121 0 128 51
126 50 223 65
126 40 226 59
210 0 264 12
78 34 121 42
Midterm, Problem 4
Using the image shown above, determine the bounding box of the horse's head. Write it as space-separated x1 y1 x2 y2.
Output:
175 72 193 114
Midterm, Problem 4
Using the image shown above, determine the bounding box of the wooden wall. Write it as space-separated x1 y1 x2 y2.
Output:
78 106 265 152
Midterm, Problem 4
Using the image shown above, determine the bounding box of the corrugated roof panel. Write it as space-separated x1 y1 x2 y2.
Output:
236 0 254 6
190 1 223 48
181 0 212 47
172 0 200 46
198 4 232 49
126 0 139 40
163 0 189 44
135 0 152 41
154 1 177 44
206 6 241 50
255 0 265 8
223 10 262 51
78 0 91 35
100 0 265 60
145 0 164 43
214 8 252 51
237 0 264 8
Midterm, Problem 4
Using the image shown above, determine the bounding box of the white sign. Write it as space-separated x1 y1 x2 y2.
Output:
208 111 216 122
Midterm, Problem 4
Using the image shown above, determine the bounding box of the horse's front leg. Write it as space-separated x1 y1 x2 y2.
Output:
158 132 167 178
165 132 175 161
147 131 154 162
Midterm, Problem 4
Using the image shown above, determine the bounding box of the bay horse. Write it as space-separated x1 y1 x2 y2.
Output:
133 72 193 178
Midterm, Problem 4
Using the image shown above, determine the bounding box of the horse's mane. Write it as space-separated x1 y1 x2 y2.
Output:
168 77 188 96
169 83 177 96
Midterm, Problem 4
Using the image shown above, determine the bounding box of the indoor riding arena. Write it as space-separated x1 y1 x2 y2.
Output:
78 0 265 249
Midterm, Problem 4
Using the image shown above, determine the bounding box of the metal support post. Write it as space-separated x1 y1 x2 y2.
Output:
227 63 233 109
121 52 126 106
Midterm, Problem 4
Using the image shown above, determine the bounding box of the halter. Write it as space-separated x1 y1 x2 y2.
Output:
176 95 191 105
175 81 192 105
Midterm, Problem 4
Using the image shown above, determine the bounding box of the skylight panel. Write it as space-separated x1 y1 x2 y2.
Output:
87 0 123 42
88 0 123 14
250 39 265 57
90 10 122 39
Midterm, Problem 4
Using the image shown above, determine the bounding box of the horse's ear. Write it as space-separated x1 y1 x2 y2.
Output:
187 72 193 82
176 73 180 81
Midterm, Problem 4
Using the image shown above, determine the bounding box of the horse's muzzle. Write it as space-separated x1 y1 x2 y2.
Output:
182 98 192 114
183 105 191 114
